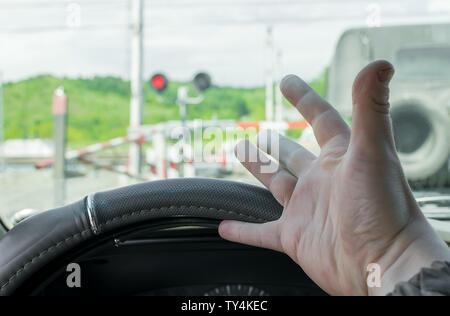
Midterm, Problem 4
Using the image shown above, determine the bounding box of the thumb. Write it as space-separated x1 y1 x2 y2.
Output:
350 60 397 155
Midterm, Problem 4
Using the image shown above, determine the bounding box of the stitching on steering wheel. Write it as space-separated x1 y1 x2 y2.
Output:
0 205 268 295
0 229 91 294
98 205 266 230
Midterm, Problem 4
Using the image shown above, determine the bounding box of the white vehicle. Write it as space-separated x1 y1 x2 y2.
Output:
328 24 450 188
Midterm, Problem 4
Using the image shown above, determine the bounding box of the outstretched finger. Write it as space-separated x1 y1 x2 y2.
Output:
235 140 297 207
256 129 315 177
351 60 397 156
281 75 350 148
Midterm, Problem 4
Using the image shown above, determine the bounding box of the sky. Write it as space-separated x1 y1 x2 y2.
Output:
1 0 450 87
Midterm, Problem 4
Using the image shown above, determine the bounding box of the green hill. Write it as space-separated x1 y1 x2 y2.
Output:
2 72 327 146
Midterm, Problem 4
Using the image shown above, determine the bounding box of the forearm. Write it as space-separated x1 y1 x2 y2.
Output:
369 217 450 296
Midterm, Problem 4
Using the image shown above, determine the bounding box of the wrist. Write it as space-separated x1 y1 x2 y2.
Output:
368 217 450 296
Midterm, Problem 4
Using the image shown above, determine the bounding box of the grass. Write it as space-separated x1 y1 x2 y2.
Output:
2 71 327 146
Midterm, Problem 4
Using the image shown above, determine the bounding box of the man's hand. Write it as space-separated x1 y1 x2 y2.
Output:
219 60 450 296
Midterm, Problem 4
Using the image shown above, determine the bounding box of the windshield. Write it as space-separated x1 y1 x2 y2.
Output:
396 46 450 78
0 0 449 229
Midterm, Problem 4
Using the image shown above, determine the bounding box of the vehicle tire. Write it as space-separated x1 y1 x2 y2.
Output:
391 99 450 188
408 161 450 190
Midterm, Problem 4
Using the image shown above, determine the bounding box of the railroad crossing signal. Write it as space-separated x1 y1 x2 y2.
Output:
150 73 169 93
193 72 211 92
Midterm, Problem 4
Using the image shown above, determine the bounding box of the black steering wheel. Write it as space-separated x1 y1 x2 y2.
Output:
0 179 283 296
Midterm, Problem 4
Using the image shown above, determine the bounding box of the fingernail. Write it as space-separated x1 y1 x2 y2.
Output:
378 68 395 84
280 75 304 105
219 221 234 237
281 74 296 85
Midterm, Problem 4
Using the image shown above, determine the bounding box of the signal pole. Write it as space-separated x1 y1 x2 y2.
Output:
129 0 144 177
177 86 188 178
176 86 204 178
265 26 275 122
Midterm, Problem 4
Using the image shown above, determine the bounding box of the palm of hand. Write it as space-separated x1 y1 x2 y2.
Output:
219 61 432 295
283 138 413 295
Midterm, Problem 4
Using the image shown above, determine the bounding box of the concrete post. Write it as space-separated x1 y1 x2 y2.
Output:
53 86 67 206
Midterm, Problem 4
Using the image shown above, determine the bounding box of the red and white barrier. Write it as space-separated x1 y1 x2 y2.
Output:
236 121 308 130
128 120 309 137
35 119 309 179
35 135 144 169
78 156 146 181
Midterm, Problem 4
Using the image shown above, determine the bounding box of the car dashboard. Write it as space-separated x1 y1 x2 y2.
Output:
24 218 327 296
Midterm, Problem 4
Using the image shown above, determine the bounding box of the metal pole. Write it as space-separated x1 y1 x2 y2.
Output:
177 86 188 178
178 86 188 126
53 86 67 206
265 26 275 122
275 50 284 124
129 0 144 177
0 72 5 173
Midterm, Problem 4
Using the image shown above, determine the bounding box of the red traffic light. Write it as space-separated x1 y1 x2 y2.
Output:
150 74 168 93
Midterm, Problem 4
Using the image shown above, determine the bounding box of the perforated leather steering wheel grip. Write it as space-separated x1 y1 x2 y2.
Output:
0 179 283 296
